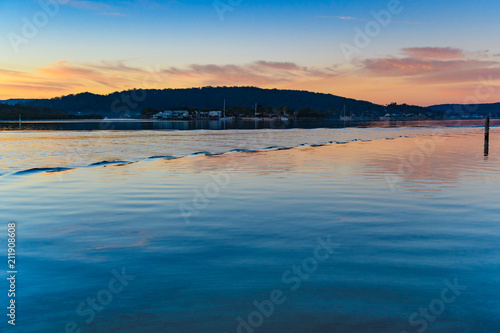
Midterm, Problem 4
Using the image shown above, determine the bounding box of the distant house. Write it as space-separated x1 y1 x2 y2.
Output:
208 111 222 119
153 110 190 120
379 113 391 121
196 111 209 119
172 110 190 119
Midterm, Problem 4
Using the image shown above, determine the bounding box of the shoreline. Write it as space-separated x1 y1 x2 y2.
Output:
1 118 498 124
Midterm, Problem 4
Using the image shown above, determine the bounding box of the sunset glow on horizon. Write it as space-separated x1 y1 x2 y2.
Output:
2 0 500 106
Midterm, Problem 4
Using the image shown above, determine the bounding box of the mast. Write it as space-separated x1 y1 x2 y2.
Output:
223 99 226 118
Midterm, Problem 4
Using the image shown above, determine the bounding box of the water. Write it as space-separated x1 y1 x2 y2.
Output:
0 119 492 132
1 123 499 332
0 121 493 176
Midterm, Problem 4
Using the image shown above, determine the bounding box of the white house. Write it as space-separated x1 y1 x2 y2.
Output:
172 110 189 119
208 111 222 119
153 110 190 119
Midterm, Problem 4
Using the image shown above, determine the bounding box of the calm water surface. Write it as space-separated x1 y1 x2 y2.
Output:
1 125 499 332
0 120 493 175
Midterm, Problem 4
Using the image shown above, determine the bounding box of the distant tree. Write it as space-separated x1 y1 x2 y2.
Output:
171 105 189 110
229 106 252 115
272 105 289 116
141 107 160 118
296 108 326 119
328 107 340 118
0 103 102 120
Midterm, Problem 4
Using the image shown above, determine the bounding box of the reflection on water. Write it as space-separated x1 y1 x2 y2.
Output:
0 118 498 131
0 123 488 175
1 129 500 332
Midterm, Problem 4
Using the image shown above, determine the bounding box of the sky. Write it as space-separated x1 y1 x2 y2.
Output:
1 0 500 106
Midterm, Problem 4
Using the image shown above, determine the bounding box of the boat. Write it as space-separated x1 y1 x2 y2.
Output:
246 102 260 120
339 105 352 121
220 99 232 121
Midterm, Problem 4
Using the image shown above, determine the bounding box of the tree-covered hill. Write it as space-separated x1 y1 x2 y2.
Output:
0 103 103 120
23 86 385 117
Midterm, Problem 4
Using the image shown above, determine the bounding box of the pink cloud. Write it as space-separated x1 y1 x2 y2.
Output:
335 16 358 20
362 47 499 83
363 58 492 76
161 61 338 86
316 15 362 20
401 47 465 60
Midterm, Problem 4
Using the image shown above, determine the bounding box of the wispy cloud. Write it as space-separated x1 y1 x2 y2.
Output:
316 15 361 20
316 15 425 24
102 12 129 17
0 83 72 92
160 61 339 86
334 16 358 20
65 0 127 16
66 0 111 11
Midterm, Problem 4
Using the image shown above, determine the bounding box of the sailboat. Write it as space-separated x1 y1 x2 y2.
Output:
339 104 352 121
220 99 232 121
249 102 260 121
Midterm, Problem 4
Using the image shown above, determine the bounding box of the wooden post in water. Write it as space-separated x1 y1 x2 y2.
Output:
19 114 21 129
484 116 490 156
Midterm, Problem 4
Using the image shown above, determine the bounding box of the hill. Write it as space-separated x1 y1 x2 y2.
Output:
18 86 438 119
22 87 383 118
0 99 34 105
429 103 500 118
0 103 103 120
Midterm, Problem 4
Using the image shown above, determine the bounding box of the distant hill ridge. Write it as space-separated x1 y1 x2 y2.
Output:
429 102 500 117
21 86 387 117
0 99 34 105
10 86 497 118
